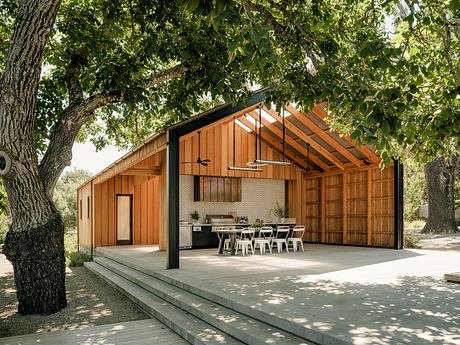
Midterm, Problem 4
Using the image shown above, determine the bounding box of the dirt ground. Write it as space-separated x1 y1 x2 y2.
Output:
408 227 460 251
0 255 148 338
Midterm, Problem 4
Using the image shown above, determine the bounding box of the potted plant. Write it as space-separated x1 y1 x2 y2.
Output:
271 202 288 223
190 210 200 224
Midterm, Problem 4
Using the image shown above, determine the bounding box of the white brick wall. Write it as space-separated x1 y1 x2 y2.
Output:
179 175 285 224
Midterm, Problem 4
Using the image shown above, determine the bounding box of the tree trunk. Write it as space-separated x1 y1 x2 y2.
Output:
422 157 458 234
0 0 65 314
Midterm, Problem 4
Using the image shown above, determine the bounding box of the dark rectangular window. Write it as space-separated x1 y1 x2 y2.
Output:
87 196 91 219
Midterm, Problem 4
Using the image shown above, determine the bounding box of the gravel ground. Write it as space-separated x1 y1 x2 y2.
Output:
0 255 148 338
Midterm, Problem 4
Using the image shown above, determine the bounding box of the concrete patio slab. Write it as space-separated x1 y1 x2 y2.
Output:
96 244 460 345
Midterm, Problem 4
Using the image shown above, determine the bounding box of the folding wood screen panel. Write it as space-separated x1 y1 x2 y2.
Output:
303 166 395 248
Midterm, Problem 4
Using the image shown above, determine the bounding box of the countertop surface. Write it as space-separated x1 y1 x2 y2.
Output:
190 222 296 227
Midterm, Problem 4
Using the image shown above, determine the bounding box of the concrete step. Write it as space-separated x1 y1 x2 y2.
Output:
93 256 314 345
85 261 243 345
94 248 338 345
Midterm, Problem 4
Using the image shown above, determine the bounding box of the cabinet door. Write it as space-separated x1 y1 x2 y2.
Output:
210 177 218 201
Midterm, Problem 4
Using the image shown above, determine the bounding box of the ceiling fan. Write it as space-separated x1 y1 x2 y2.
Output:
181 130 211 167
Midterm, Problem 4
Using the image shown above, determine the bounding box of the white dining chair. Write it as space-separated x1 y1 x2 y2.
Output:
236 228 255 256
271 226 290 253
223 226 242 250
254 226 273 254
288 225 305 252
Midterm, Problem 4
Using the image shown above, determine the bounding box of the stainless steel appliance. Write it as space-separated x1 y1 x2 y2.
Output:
179 223 192 249
207 214 236 230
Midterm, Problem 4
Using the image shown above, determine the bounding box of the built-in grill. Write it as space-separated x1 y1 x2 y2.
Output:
207 214 236 230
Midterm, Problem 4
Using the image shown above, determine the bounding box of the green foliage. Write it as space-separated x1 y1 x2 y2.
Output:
64 231 78 253
3 0 459 165
0 182 7 215
53 169 92 231
271 201 288 218
404 231 422 249
183 0 460 164
190 210 200 221
64 231 91 267
0 212 9 248
66 251 92 267
404 159 427 220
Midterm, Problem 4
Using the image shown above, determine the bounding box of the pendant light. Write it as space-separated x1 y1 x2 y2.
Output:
228 116 262 172
247 106 267 167
249 106 291 166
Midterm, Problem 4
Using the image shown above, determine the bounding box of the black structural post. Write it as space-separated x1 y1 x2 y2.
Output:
394 159 404 249
167 130 180 269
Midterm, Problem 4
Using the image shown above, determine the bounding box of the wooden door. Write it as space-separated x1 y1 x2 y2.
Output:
117 195 132 245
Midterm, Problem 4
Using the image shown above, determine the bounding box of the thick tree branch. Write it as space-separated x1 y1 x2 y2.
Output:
39 64 186 194
64 58 84 106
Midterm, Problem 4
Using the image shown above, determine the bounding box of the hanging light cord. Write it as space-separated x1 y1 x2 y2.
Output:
282 107 286 162
259 106 262 161
233 116 236 166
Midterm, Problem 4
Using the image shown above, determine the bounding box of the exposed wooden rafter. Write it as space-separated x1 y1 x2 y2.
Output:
244 111 330 171
264 107 346 170
237 116 308 170
286 105 363 167
311 105 381 164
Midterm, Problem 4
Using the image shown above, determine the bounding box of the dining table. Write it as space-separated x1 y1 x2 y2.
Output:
213 227 242 255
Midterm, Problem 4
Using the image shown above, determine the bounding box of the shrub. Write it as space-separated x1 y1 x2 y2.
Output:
0 213 10 249
404 232 422 249
66 251 92 267
64 230 78 253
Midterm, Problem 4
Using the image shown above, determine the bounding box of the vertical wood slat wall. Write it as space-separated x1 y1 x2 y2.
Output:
179 121 298 180
303 166 395 248
77 182 92 253
78 175 160 246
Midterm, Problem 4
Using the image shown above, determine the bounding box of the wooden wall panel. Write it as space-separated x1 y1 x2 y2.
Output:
371 166 394 247
347 170 368 245
304 177 321 242
303 166 395 248
77 182 92 253
325 174 343 244
91 150 164 249
179 121 298 180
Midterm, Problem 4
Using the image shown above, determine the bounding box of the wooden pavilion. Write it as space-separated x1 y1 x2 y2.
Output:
77 90 403 269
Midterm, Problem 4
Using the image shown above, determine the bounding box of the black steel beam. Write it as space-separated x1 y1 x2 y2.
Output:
166 130 180 269
393 159 404 249
165 90 270 270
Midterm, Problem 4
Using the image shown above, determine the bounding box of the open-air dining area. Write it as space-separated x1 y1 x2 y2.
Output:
73 91 411 344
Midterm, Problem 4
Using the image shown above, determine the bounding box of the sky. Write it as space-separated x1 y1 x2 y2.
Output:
65 141 128 175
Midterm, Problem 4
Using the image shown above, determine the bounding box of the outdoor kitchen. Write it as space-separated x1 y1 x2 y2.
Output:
178 175 295 249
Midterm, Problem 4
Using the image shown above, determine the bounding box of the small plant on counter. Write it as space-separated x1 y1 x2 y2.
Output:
271 202 288 219
252 219 264 228
190 210 200 223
